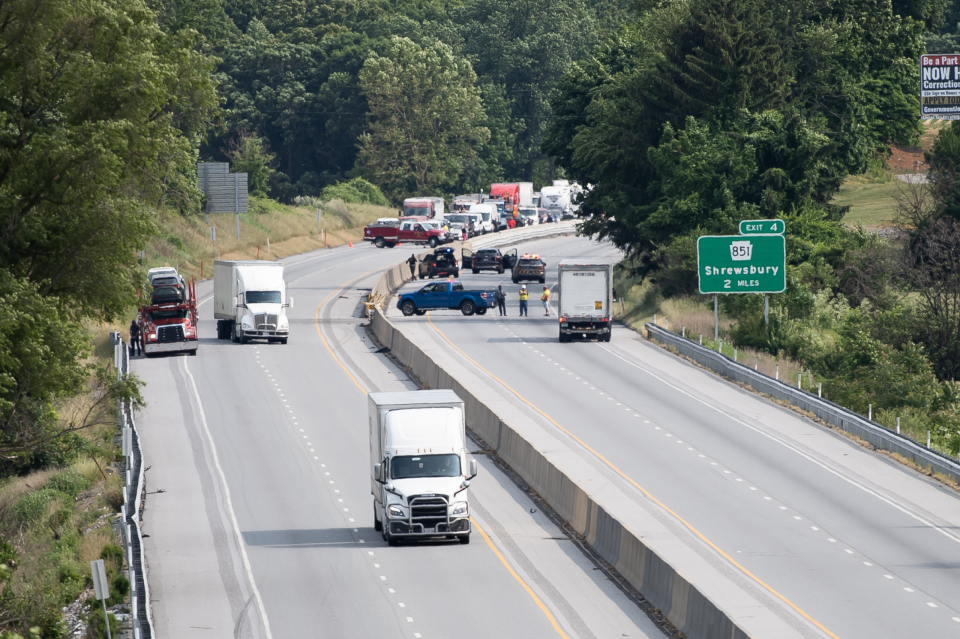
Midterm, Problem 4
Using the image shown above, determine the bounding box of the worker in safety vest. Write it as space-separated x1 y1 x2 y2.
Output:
541 286 551 316
518 285 529 317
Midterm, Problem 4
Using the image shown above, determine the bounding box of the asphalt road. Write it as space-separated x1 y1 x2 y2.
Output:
134 240 662 639
391 233 960 639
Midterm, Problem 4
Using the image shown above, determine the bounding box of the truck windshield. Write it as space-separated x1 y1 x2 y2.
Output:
405 205 432 217
246 291 282 304
391 454 460 479
149 309 188 320
480 213 491 221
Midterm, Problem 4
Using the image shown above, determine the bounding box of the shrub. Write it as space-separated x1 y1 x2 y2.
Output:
47 469 91 498
85 609 118 639
320 178 388 206
13 489 68 523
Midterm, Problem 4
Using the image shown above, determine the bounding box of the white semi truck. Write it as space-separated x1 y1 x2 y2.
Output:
214 260 293 344
369 390 477 546
557 258 614 342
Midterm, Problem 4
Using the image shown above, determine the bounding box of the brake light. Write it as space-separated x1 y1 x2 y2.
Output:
559 317 565 322
601 317 609 322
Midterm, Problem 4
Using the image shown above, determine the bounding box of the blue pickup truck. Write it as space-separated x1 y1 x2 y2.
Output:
397 280 496 316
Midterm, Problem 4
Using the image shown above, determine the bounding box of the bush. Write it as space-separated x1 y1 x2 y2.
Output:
47 469 91 498
13 489 68 523
107 572 129 606
320 178 388 206
85 608 118 639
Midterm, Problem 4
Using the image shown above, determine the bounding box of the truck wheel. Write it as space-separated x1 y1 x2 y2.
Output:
231 323 239 343
512 277 518 284
375 237 385 248
602 332 612 343
382 527 398 546
459 534 471 545
472 269 479 274
559 332 568 343
429 237 438 248
401 301 416 316
539 277 545 284
190 349 198 356
374 503 383 532
476 307 487 315
460 300 476 316
498 267 504 274
280 338 288 344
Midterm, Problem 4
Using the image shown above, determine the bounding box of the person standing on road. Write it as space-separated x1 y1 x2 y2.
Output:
407 254 417 279
541 286 552 316
518 285 529 316
129 320 142 357
495 285 506 316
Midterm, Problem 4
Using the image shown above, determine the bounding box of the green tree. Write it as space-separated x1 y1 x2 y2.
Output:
0 0 218 320
356 36 489 201
223 131 276 197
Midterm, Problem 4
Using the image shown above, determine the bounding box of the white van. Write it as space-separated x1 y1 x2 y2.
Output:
468 202 498 234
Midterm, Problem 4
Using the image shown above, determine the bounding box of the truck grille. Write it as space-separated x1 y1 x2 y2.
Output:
409 496 448 529
255 313 278 330
157 325 184 343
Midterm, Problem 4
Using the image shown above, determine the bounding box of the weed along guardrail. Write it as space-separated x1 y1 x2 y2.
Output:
645 323 960 484
112 335 155 639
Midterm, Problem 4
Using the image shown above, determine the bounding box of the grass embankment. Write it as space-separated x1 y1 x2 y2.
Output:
0 408 130 637
835 178 899 228
146 197 395 282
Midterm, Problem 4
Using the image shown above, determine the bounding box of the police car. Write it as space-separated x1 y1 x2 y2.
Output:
512 254 546 284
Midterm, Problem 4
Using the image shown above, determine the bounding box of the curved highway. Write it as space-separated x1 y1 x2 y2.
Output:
134 240 662 638
390 233 960 639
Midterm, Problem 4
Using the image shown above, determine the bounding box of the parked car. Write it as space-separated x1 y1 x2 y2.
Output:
397 280 497 316
512 253 546 284
418 247 460 279
462 247 518 273
446 214 479 237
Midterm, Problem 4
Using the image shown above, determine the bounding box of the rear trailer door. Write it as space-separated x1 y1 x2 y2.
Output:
560 268 607 318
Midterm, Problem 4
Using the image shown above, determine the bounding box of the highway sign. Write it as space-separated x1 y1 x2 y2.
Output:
921 54 960 120
697 235 786 294
739 219 784 235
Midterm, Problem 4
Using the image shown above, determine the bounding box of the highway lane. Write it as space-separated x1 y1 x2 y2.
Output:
391 233 960 639
135 240 662 638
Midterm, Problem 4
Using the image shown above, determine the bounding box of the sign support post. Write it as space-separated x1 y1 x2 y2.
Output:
764 294 769 336
714 295 719 341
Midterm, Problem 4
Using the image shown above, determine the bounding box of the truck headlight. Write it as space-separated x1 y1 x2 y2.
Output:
450 502 468 516
242 317 253 328
388 505 406 518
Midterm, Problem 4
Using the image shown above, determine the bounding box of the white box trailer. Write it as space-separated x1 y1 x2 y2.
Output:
518 182 534 207
213 260 293 344
557 258 614 342
369 390 476 545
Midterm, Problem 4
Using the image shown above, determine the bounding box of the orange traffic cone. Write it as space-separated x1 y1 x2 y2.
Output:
397 242 402 246
348 241 353 247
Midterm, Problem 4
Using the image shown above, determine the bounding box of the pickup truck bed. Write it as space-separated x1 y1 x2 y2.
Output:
397 281 496 316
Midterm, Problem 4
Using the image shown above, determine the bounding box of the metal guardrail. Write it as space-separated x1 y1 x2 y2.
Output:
113 335 154 639
469 220 578 249
645 323 960 483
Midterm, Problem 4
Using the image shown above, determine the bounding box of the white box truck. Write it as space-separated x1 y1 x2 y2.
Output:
369 390 477 546
214 260 293 344
557 258 614 342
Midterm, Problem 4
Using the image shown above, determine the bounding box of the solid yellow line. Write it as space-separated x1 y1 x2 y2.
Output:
313 270 376 395
472 518 570 639
429 315 841 639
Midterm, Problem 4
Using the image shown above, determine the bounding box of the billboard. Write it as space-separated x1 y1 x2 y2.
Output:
921 54 960 120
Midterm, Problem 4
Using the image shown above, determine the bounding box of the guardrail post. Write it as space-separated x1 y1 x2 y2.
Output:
928 430 931 447
818 382 822 398
681 325 685 338
733 348 737 362
868 404 872 421
897 417 900 434
775 364 779 380
755 357 758 371
798 373 801 389
713 294 719 341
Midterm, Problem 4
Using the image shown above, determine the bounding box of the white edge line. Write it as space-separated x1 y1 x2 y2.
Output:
183 359 274 638
598 343 960 547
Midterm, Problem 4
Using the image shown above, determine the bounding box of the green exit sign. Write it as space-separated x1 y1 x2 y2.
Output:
697 235 786 294
739 219 784 235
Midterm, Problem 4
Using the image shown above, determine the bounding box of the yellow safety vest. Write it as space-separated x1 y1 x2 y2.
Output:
519 291 529 301
541 290 550 301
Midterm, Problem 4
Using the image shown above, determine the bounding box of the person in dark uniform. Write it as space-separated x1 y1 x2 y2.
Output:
407 254 417 279
129 320 142 357
495 285 506 316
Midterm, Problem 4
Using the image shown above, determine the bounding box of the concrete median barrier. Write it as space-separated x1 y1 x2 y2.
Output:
371 308 783 639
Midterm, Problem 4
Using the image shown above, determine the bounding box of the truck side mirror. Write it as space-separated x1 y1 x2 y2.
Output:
468 459 478 479
287 297 295 309
374 463 384 483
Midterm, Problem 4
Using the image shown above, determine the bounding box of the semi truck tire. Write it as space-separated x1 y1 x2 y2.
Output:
601 332 612 342
459 534 471 545
280 338 288 344
373 503 382 532
401 300 416 316
460 300 476 316
375 237 385 248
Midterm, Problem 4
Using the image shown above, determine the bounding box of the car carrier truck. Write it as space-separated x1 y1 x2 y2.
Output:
369 390 477 545
139 269 199 356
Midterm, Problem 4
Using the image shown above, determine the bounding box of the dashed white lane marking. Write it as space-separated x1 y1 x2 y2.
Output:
904 587 914 592
928 603 939 608
406 617 414 622
388 588 396 594
845 549 854 554
398 603 406 608
863 562 873 566
380 576 387 581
